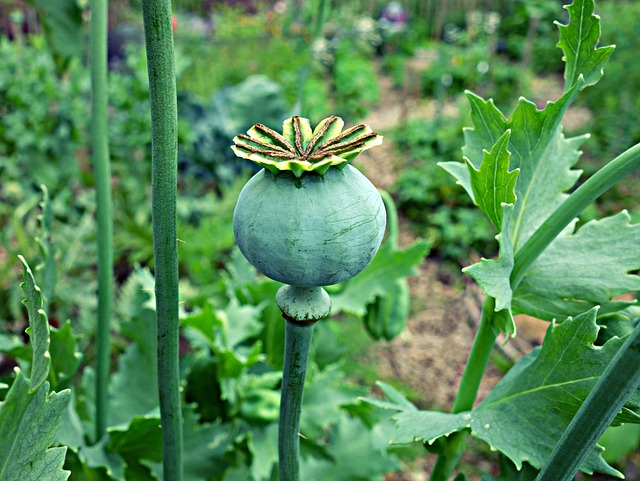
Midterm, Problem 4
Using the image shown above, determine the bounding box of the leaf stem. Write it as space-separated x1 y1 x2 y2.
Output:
535 322 640 481
141 2 182 480
430 297 498 481
511 142 640 289
276 285 331 481
90 0 113 440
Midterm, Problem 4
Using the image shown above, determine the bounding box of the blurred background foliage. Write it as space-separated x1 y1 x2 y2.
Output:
0 0 639 479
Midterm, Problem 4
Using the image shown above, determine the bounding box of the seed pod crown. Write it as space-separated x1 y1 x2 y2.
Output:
231 115 383 177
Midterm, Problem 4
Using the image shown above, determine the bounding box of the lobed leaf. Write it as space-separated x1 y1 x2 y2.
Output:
556 0 615 90
444 0 624 333
512 211 640 321
373 309 640 477
465 130 519 231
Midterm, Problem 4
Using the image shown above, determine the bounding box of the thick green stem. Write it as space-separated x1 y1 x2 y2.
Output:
276 285 330 481
430 297 498 481
535 322 640 481
90 0 113 440
511 142 640 289
141 2 182 480
279 320 315 481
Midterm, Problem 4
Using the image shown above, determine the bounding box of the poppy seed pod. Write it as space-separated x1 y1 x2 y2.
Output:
232 116 386 287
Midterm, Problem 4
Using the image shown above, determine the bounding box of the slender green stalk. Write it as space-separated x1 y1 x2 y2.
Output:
535 322 640 481
141 2 182 480
430 297 499 481
276 285 330 481
511 142 640 289
279 320 315 481
451 297 497 414
90 0 113 440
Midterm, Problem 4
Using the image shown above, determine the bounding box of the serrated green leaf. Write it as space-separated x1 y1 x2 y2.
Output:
331 240 430 316
466 130 519 231
512 211 640 321
385 309 638 477
556 0 615 90
0 371 70 481
445 0 621 335
462 89 584 252
19 255 52 393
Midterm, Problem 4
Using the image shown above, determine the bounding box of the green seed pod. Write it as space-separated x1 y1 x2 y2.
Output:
232 116 386 287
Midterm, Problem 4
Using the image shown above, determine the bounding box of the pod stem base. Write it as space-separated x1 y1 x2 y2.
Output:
277 285 330 481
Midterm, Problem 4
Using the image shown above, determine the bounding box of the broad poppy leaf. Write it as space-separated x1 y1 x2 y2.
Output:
512 211 640 321
370 309 638 478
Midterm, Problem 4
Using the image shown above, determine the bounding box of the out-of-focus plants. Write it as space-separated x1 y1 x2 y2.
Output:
393 117 495 264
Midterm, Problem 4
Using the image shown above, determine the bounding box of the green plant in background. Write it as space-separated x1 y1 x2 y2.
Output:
27 0 84 72
365 1 640 479
393 117 495 264
232 115 387 480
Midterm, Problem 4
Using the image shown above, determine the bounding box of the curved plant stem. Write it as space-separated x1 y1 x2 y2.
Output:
141 2 182 480
90 0 113 440
430 297 498 481
511 142 640 289
535 322 640 481
276 285 330 481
